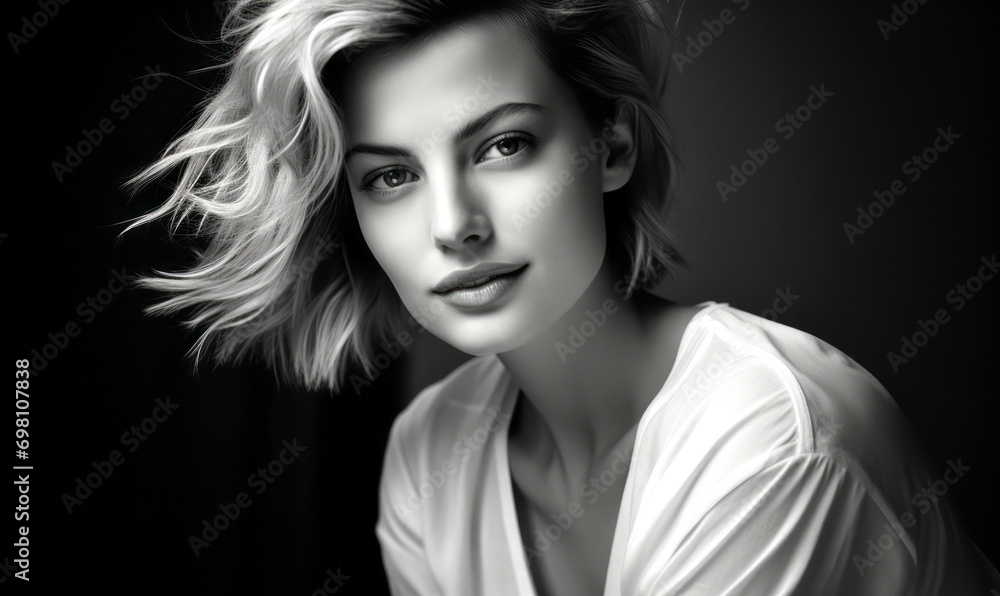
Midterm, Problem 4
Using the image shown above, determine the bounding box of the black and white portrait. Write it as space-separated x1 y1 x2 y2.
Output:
7 0 999 594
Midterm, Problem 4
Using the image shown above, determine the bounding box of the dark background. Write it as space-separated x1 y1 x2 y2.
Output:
4 0 997 593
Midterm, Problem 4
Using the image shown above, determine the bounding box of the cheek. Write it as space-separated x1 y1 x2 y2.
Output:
353 200 423 294
491 145 607 264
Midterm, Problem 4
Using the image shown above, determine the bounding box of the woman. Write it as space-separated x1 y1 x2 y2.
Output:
128 0 998 594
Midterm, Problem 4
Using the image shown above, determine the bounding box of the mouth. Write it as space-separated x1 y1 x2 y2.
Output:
433 262 528 308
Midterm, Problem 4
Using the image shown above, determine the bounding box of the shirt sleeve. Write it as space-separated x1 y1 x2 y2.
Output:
375 419 442 596
629 452 918 596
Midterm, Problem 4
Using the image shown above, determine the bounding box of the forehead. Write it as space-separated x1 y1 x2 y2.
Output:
338 17 571 145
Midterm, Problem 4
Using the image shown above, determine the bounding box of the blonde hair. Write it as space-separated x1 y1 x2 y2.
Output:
126 0 686 392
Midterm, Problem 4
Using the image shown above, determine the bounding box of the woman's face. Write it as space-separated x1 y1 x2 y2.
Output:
341 18 614 355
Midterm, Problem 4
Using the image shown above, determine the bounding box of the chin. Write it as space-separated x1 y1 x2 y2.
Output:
420 295 567 357
425 316 534 357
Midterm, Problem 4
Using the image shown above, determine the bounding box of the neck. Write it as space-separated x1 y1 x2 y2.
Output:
497 254 690 482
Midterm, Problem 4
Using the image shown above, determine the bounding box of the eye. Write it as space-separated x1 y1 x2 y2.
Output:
359 167 419 192
476 132 537 164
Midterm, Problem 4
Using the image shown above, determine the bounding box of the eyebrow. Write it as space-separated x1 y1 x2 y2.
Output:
347 102 545 161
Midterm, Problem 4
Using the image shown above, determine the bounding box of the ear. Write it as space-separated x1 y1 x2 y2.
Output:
600 102 639 193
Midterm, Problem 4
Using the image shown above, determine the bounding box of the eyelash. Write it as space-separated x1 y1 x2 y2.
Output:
357 131 539 197
475 131 537 164
358 167 417 196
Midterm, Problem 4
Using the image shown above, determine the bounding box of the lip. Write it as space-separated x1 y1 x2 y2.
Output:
432 262 527 293
432 262 528 308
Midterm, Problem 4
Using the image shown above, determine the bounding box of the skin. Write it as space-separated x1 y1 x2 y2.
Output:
340 17 703 596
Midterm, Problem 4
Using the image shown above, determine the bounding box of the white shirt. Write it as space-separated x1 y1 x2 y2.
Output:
376 301 999 595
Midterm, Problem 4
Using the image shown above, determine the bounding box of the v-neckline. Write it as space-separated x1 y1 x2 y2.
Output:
493 301 723 595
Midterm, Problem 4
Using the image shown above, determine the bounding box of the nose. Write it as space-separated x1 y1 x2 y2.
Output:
430 175 491 252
